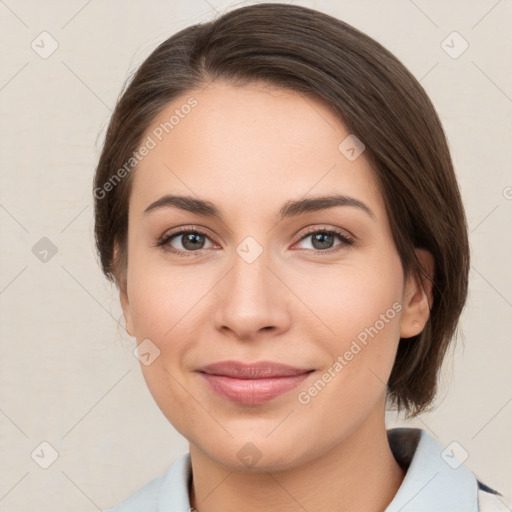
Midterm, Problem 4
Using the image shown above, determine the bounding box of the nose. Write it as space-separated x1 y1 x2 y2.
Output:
212 248 291 341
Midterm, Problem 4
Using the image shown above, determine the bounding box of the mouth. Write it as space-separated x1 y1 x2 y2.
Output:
197 360 315 405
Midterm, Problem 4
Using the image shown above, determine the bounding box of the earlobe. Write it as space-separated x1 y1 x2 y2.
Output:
400 248 435 339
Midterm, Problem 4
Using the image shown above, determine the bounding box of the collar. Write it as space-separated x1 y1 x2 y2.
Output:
385 427 479 511
155 427 480 511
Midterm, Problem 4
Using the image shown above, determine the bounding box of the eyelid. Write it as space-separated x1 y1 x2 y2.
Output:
155 225 217 250
295 224 354 243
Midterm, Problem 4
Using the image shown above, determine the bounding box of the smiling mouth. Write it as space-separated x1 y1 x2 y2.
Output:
197 360 315 405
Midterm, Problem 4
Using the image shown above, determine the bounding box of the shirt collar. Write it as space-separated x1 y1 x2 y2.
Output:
157 427 479 511
385 427 479 511
157 453 191 511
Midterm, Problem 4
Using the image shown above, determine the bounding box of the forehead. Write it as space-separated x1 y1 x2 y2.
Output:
130 80 385 222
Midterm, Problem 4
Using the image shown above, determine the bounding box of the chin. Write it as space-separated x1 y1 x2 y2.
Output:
190 429 318 473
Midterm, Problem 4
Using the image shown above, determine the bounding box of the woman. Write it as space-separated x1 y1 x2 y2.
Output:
93 3 510 510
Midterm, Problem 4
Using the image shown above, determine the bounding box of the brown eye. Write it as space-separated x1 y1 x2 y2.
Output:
157 228 215 255
295 227 354 253
175 232 207 251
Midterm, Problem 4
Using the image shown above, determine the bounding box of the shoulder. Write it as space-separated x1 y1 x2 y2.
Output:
104 453 192 511
385 428 511 511
104 470 166 511
478 482 512 512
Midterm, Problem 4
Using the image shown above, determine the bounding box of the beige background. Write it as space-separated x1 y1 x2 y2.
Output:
0 0 511 510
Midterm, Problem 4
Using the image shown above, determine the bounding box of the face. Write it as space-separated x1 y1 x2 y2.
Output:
119 80 424 471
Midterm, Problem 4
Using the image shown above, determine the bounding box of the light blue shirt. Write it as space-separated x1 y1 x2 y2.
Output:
105 428 509 511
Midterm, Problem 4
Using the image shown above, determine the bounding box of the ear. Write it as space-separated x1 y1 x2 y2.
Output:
114 242 134 338
400 248 435 339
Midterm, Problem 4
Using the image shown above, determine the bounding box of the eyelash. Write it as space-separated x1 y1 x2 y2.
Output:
155 225 355 258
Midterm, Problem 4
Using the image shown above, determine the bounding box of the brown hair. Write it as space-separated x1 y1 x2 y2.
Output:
93 2 470 418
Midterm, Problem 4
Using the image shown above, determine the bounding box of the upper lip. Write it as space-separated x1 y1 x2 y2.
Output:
198 360 313 379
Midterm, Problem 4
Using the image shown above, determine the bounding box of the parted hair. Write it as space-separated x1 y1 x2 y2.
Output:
93 3 470 418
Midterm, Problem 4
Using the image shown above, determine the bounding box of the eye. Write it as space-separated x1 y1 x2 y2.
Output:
155 225 354 257
156 227 216 256
293 226 354 253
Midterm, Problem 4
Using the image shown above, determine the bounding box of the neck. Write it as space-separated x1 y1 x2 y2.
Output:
188 405 405 512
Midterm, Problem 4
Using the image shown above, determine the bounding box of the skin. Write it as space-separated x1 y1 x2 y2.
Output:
118 80 434 512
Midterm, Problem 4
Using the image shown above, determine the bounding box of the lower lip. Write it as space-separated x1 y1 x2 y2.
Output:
199 372 312 405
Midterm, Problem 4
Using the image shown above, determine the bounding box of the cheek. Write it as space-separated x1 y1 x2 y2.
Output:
296 283 402 434
299 253 404 395
127 253 209 340
305 257 403 343
126 264 208 436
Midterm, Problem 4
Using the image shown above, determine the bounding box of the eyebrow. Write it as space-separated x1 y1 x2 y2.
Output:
143 194 376 221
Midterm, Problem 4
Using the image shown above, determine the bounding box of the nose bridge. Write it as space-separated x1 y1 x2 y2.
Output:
213 240 287 337
232 241 271 299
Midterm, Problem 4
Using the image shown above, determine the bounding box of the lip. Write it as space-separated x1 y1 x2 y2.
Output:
197 360 314 405
198 360 312 378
